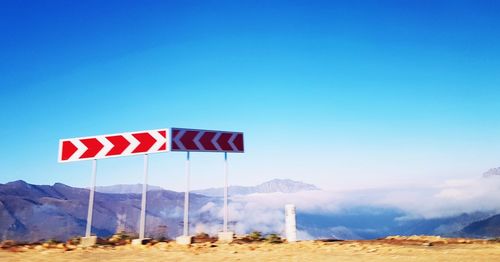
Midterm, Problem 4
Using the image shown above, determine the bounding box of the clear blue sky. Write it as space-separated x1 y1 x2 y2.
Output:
1 0 499 191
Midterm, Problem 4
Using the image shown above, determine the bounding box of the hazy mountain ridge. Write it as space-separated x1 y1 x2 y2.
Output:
193 179 320 197
0 180 213 242
95 184 164 194
1 179 500 242
461 214 500 237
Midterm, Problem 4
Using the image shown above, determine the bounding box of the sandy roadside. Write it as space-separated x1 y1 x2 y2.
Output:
1 240 500 262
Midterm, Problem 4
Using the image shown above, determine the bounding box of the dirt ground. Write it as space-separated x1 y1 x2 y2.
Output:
1 237 500 261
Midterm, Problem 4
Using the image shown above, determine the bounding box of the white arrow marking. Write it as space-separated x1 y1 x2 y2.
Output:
95 136 113 158
211 132 222 151
193 131 205 150
122 133 140 155
69 139 87 161
173 129 186 150
228 133 238 151
150 130 167 152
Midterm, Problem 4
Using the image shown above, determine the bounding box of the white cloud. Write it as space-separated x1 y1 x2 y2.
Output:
188 176 500 238
374 177 500 219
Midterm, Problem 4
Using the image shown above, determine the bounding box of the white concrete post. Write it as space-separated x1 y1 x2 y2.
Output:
85 159 97 237
217 152 234 243
183 152 190 236
139 154 149 239
223 152 228 232
285 204 297 242
176 152 194 245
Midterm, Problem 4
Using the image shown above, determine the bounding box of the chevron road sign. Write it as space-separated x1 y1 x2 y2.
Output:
171 128 244 153
58 127 244 244
58 129 168 162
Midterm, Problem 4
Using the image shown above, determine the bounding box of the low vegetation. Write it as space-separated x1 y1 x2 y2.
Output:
264 233 283 244
108 231 136 245
248 231 263 241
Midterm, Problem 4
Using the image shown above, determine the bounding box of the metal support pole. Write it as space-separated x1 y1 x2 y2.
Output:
139 154 149 239
223 152 228 232
85 159 97 237
183 152 190 236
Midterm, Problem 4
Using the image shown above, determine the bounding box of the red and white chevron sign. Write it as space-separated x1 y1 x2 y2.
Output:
58 129 168 162
171 128 244 153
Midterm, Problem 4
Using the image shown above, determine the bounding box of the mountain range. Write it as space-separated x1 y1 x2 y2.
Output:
0 180 212 242
1 178 500 242
94 179 319 196
0 179 317 242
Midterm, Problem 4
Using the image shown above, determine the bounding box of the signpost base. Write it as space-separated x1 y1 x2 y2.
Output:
175 235 193 245
80 236 97 247
131 238 152 246
217 232 234 243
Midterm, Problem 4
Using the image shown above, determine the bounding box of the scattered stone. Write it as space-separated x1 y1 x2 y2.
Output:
131 238 152 246
429 241 446 245
65 244 77 251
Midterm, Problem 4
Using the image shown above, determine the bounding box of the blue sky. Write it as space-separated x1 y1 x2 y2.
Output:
1 0 500 191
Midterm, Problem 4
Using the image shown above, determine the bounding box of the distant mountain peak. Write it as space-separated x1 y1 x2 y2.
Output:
255 178 320 192
5 180 29 186
53 182 71 188
193 178 319 197
483 167 500 178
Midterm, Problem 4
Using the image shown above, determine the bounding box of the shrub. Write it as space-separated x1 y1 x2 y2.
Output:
155 236 170 242
109 231 135 245
195 232 210 238
265 234 283 244
66 236 81 245
193 232 217 243
248 231 263 241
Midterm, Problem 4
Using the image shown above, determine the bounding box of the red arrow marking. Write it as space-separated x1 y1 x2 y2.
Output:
181 131 198 150
80 138 104 159
233 133 244 151
61 141 78 160
217 133 232 151
132 132 156 153
200 131 217 150
106 135 130 156
158 130 167 151
171 129 180 150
